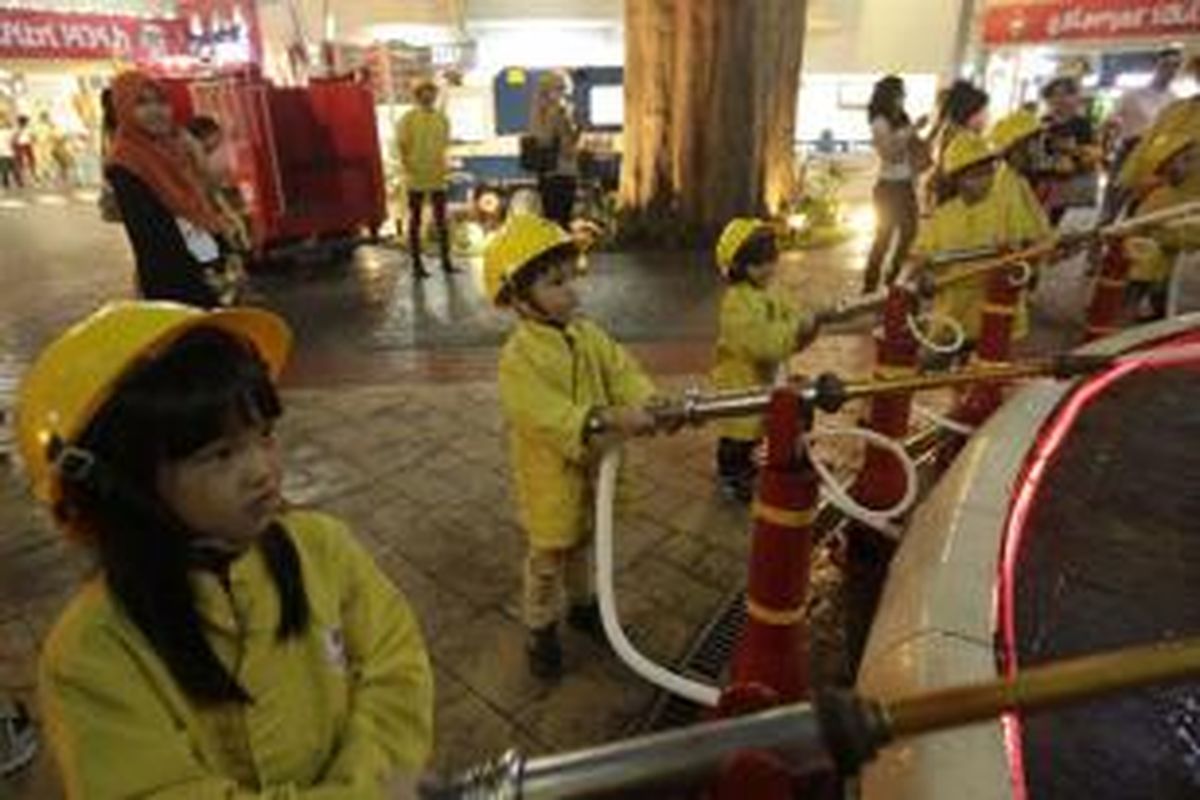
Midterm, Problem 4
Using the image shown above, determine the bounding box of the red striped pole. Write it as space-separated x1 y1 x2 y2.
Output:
729 387 818 701
712 388 818 800
850 285 920 509
1085 240 1130 342
937 267 1021 467
842 285 920 671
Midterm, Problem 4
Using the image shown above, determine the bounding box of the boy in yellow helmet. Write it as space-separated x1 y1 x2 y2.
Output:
711 218 820 503
1124 132 1200 320
911 131 1053 344
485 213 659 679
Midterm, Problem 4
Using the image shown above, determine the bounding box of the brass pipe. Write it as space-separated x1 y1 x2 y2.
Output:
424 637 1200 799
930 201 1200 292
839 358 1073 400
932 242 1056 291
885 635 1200 740
643 355 1112 429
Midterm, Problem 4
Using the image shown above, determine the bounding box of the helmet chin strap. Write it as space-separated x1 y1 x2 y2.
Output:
514 296 565 328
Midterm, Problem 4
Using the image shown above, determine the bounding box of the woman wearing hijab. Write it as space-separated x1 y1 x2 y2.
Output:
105 71 244 307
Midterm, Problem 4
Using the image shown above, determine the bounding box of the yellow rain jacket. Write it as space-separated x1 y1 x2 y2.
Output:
711 282 810 441
40 510 434 800
1126 178 1200 284
397 107 450 192
1119 98 1200 193
914 164 1052 341
499 317 655 550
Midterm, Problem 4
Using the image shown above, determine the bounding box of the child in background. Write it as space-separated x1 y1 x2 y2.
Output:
486 214 659 680
910 132 1053 346
185 114 251 302
1124 133 1200 320
711 219 820 503
19 302 433 798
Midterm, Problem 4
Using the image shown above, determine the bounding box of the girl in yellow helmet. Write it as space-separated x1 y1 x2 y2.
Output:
18 302 433 799
711 218 820 502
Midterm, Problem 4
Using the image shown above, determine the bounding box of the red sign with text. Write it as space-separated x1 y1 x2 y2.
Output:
0 10 187 61
983 0 1200 44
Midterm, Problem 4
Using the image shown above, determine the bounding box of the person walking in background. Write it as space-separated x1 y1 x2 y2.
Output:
49 120 77 188
0 115 18 190
32 112 59 185
12 116 35 186
105 71 245 307
1039 75 1101 225
396 78 455 278
529 71 580 228
862 75 926 293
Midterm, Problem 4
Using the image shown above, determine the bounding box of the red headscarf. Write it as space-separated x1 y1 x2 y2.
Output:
106 71 227 235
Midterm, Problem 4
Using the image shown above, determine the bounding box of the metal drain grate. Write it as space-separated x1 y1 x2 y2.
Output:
636 590 745 732
632 424 947 734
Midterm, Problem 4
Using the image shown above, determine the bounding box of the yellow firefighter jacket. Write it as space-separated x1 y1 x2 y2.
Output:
710 282 811 441
499 317 655 550
39 510 433 799
1126 176 1200 284
914 165 1052 341
1118 98 1200 194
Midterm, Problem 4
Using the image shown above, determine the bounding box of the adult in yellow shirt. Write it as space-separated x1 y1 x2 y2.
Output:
912 132 1052 344
19 303 433 799
397 79 454 278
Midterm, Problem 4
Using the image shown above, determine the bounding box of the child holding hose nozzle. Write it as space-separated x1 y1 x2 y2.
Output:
711 219 822 503
1122 133 1200 321
907 132 1053 353
485 214 661 680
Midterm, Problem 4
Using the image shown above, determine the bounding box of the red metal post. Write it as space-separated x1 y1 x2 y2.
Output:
937 267 1021 467
711 388 819 800
728 387 819 700
850 285 921 509
1085 239 1130 342
840 285 920 673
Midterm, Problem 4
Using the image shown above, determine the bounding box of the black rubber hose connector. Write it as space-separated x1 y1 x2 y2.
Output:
815 689 889 777
812 372 848 413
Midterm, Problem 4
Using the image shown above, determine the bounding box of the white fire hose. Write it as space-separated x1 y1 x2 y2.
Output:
593 422 919 704
594 447 722 707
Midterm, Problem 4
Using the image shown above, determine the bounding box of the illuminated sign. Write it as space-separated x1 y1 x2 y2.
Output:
983 0 1200 45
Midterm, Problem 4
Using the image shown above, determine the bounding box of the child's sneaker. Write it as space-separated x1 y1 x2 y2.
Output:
718 476 754 505
526 624 563 680
0 700 37 777
567 601 605 641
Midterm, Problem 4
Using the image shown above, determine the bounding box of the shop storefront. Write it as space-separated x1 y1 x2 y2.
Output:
0 0 258 186
979 0 1200 116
